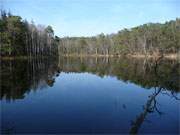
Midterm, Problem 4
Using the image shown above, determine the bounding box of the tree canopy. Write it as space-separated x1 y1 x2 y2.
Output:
0 10 59 57
59 19 180 56
1 10 179 57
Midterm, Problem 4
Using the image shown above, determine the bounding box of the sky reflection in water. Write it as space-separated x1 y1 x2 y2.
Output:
1 57 179 134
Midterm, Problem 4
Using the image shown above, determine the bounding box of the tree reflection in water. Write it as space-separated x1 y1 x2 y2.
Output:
1 56 179 100
0 57 59 101
0 56 179 134
130 57 180 134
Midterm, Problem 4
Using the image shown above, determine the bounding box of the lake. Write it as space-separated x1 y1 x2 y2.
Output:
0 57 179 134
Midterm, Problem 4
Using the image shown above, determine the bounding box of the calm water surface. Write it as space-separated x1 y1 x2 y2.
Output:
0 57 180 134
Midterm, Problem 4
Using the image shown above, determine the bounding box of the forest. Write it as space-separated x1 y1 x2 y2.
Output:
0 10 59 57
60 19 180 56
0 10 180 57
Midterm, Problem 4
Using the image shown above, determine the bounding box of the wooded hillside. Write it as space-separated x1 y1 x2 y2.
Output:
59 19 180 56
1 11 179 57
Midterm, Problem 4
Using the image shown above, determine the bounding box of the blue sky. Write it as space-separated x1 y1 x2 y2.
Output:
1 0 179 37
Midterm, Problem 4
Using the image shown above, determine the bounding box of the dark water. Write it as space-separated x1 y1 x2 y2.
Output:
0 57 180 134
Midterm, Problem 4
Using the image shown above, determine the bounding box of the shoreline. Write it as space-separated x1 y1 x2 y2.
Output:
60 53 179 60
0 56 57 60
0 53 179 60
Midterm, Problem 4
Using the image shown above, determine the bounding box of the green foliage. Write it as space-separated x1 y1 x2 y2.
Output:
59 19 180 55
0 10 59 57
45 25 54 37
1 10 179 56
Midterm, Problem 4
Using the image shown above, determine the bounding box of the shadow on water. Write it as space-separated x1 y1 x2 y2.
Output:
0 56 179 134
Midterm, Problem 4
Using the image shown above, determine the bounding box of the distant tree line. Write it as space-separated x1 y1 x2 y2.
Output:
1 10 179 57
59 19 180 56
0 10 59 57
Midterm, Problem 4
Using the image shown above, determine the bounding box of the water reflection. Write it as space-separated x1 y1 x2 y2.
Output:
1 56 179 100
130 87 179 134
58 57 179 92
0 56 179 134
1 57 59 101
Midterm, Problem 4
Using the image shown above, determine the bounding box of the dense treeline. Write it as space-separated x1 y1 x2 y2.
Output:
59 19 180 56
1 10 179 57
0 10 59 57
